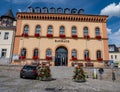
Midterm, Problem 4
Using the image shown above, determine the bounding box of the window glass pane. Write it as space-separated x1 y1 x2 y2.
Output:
24 25 29 34
72 27 76 34
46 49 51 56
60 26 65 34
34 49 38 56
1 49 7 58
4 32 9 39
36 25 40 34
21 49 26 56
84 50 89 58
96 28 100 36
84 27 88 35
72 50 77 57
48 26 52 34
97 51 101 58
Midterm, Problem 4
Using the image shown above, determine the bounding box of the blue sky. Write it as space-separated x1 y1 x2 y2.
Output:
0 0 120 46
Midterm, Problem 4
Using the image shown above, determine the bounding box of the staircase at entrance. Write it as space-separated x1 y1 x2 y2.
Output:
51 66 74 79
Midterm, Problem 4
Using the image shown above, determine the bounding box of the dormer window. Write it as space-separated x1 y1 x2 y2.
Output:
71 8 77 14
78 9 84 14
57 8 63 13
64 8 70 14
50 7 55 13
27 6 34 13
43 7 48 13
35 7 41 13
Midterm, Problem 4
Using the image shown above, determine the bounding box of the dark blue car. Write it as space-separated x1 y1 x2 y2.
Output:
20 65 38 79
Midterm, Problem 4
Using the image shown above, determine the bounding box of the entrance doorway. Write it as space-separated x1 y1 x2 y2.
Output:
55 47 68 66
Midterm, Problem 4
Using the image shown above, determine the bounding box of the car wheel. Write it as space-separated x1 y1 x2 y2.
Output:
20 75 23 78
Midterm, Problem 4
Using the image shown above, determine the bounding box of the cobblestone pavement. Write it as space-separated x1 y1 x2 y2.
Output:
0 66 120 92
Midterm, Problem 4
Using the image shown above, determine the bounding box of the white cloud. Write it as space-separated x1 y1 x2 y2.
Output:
100 2 120 18
114 29 120 36
109 28 120 47
5 0 66 4
107 28 112 34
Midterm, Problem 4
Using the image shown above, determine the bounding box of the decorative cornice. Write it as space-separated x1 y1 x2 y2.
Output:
17 12 108 23
15 35 108 40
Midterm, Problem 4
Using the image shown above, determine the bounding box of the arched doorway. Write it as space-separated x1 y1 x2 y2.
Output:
55 46 68 66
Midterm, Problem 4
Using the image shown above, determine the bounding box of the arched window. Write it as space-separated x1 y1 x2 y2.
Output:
50 7 56 13
72 49 77 58
24 25 29 34
27 6 34 13
84 50 89 59
96 50 101 58
60 26 65 34
64 8 70 14
72 26 77 35
43 7 48 13
35 7 41 13
35 25 40 34
57 8 63 13
21 48 26 56
46 49 52 56
78 9 84 14
33 49 39 57
84 27 88 36
71 8 77 14
95 27 100 36
48 26 53 34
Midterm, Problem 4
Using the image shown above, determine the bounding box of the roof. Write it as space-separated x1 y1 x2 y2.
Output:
109 44 119 53
1 9 15 20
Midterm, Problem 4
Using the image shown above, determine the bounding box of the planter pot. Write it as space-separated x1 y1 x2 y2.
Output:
73 79 86 83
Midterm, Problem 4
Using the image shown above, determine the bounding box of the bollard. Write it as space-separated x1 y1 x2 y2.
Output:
112 71 116 82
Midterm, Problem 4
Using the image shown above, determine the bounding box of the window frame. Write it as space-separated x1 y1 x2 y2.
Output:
60 26 65 35
95 27 100 36
72 26 77 35
1 49 7 58
23 25 29 34
4 32 9 40
84 50 89 59
21 48 26 56
96 50 102 58
46 49 52 57
72 49 77 58
84 27 88 36
47 26 53 34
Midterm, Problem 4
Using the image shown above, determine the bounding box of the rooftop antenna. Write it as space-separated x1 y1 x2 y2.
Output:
10 0 12 9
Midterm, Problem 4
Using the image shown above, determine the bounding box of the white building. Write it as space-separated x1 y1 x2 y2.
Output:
0 9 16 64
109 44 120 67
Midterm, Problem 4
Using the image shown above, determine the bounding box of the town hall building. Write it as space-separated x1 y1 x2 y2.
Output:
13 7 109 67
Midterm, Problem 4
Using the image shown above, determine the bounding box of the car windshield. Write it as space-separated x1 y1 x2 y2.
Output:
23 66 36 70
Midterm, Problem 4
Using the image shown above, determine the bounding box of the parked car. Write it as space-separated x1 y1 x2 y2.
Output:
20 65 38 79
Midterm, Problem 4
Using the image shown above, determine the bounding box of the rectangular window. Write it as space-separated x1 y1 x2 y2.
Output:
4 32 9 40
115 55 117 59
1 49 7 58
111 55 113 59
